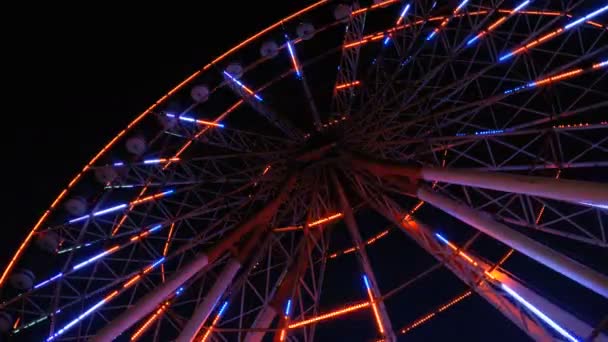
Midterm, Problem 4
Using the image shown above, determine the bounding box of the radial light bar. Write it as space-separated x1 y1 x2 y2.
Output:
46 290 119 341
284 299 292 316
166 113 224 128
362 274 385 335
335 80 361 90
285 35 302 78
328 229 390 259
161 222 175 282
501 62 607 95
427 0 469 41
467 0 530 46
130 189 174 205
143 157 181 165
593 60 608 69
131 287 183 341
435 233 478 266
501 284 579 342
73 246 120 270
434 232 577 340
69 204 127 223
38 225 164 290
288 302 370 329
274 213 344 232
500 5 608 61
34 272 63 289
401 291 472 333
131 301 170 341
223 71 263 101
201 301 229 342
385 3 411 44
564 4 608 30
280 299 293 341
352 0 399 16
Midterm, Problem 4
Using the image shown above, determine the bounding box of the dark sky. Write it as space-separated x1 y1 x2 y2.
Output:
3 2 305 263
2 2 606 341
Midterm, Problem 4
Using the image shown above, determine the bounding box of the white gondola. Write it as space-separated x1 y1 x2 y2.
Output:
125 136 146 155
95 166 118 184
260 41 279 58
191 85 210 103
10 269 35 290
296 22 315 40
37 231 59 253
64 196 87 216
334 4 351 21
225 63 243 79
0 312 13 333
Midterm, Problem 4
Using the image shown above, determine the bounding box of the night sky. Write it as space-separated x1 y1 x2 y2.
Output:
3 2 607 341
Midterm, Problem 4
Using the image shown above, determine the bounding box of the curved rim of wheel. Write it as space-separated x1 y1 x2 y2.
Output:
1 0 607 341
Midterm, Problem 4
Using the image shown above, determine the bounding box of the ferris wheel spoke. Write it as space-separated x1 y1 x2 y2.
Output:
330 6 367 120
368 193 544 337
91 174 297 341
363 16 603 137
222 72 304 141
6 1 608 340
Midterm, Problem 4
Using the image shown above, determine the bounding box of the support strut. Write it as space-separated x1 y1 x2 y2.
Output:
350 155 608 207
93 175 297 341
176 229 264 342
417 187 608 298
332 173 396 341
370 196 603 340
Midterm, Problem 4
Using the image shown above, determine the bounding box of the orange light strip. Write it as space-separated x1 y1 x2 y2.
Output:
161 223 175 282
12 317 20 329
113 187 172 236
1 0 327 286
124 275 141 289
497 9 608 30
498 9 561 16
401 244 514 335
170 99 244 166
371 0 399 9
532 68 583 87
131 190 173 205
310 213 344 227
352 0 399 15
131 301 170 341
400 291 472 334
593 60 608 69
328 229 390 259
288 302 370 329
497 249 514 267
335 80 361 90
274 213 344 232
200 302 228 342
536 170 561 224
365 285 385 334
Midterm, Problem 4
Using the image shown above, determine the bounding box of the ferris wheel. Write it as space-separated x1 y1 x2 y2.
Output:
1 0 607 341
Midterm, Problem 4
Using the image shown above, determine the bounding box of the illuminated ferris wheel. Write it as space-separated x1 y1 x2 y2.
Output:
1 0 607 341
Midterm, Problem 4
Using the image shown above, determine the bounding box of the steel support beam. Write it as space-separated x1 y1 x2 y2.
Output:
177 260 241 342
350 155 608 208
93 175 297 341
244 227 323 342
370 196 585 341
417 187 608 298
177 229 263 342
333 173 396 341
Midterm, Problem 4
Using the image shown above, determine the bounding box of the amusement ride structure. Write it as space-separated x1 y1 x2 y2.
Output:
1 0 607 341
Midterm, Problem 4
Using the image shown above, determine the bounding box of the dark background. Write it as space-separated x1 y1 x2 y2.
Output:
2 2 606 341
